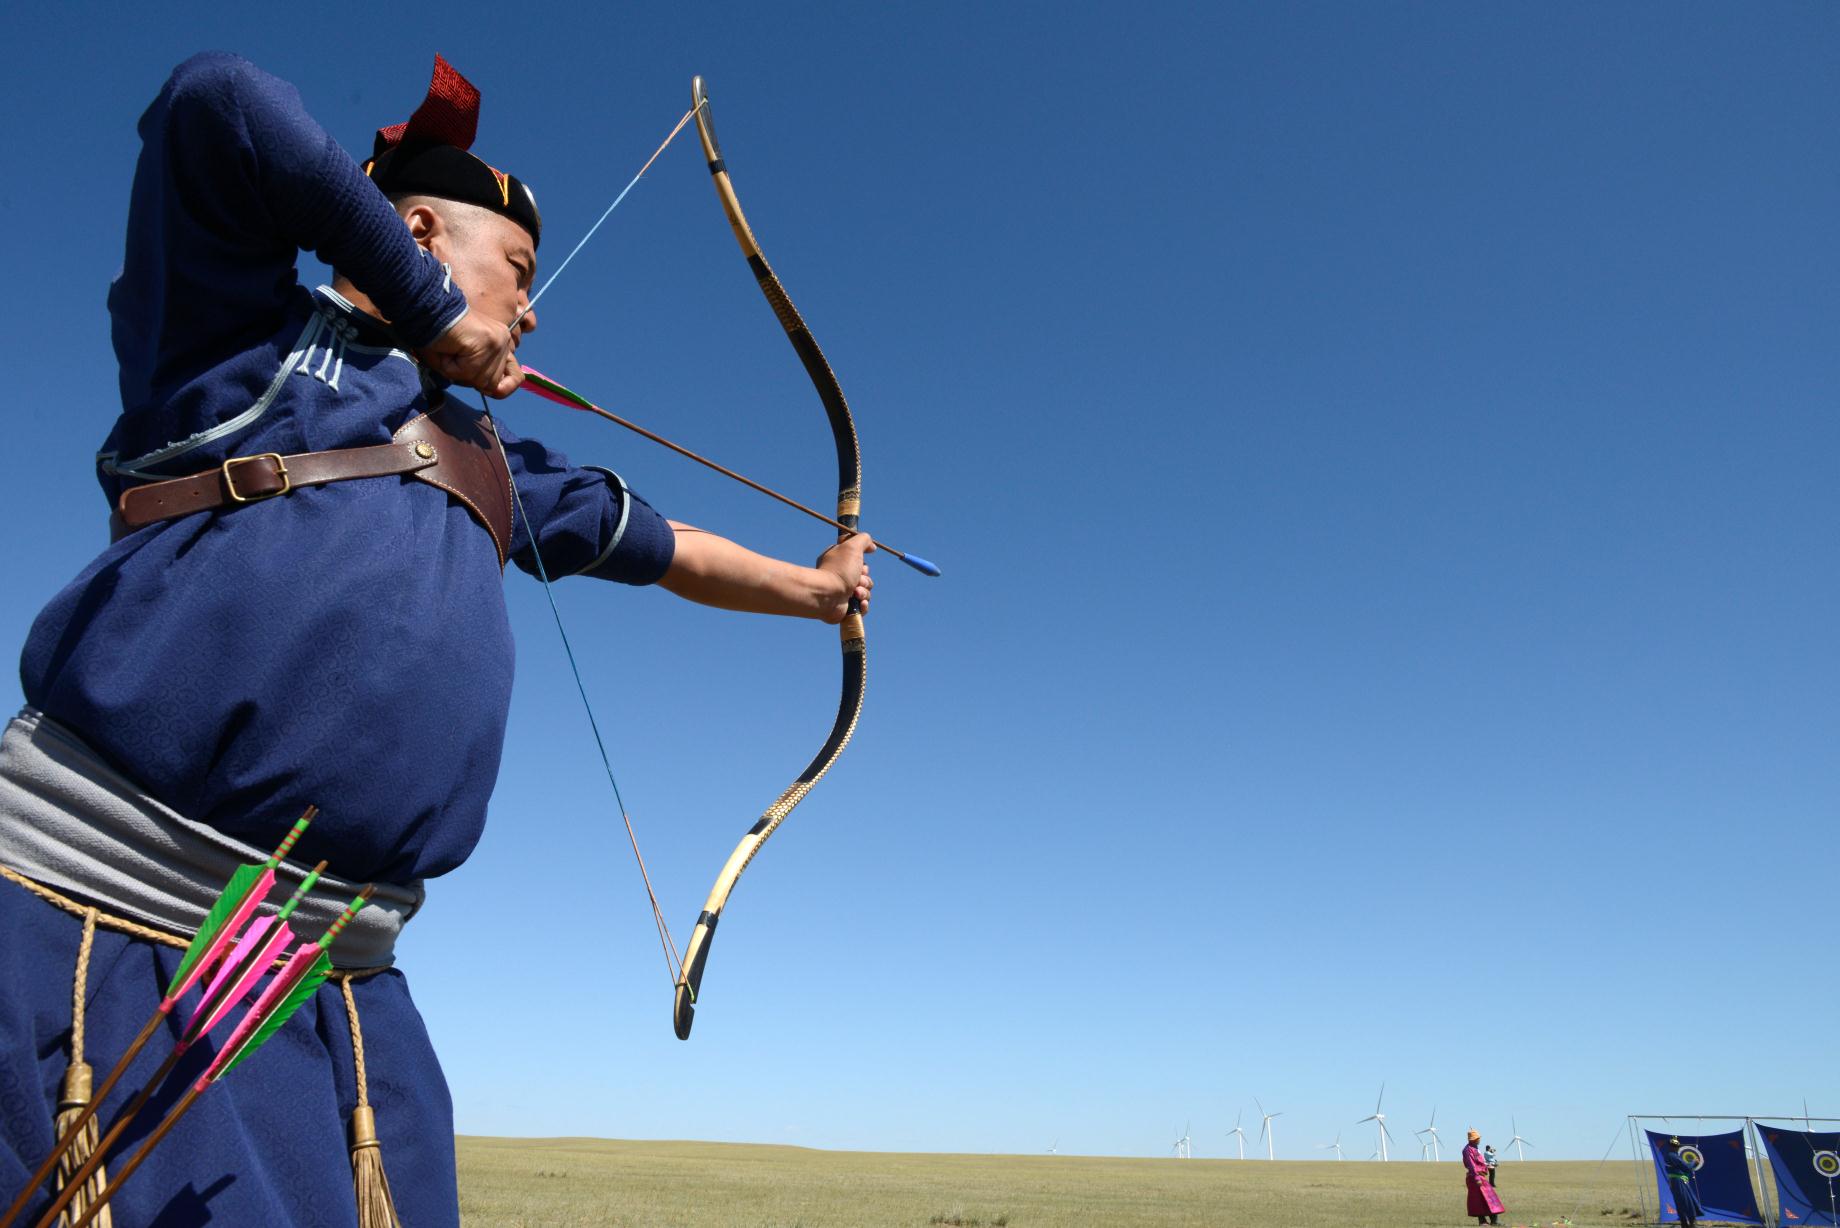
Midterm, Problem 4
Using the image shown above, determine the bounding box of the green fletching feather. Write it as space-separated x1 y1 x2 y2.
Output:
532 373 592 408
167 863 263 997
216 952 332 1080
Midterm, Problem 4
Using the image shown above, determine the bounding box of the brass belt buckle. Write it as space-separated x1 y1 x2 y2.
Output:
221 453 291 503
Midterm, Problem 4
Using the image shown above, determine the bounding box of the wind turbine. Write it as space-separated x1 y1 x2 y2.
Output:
1415 1106 1442 1161
1047 1140 1058 1155
1258 1098 1282 1160
1172 1122 1192 1160
1319 1131 1345 1161
1357 1083 1394 1162
1227 1111 1249 1160
1507 1117 1532 1162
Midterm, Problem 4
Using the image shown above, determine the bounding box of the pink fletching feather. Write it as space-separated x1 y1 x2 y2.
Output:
517 370 580 410
162 866 275 1009
186 918 294 1039
198 943 322 1088
194 916 276 1015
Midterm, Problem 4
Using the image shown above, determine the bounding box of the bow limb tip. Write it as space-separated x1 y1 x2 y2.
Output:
672 916 718 1040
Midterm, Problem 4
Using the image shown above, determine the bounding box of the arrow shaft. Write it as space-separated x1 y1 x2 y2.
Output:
520 371 938 575
3 823 317 1228
0 1011 161 1228
29 1043 184 1228
66 1084 203 1228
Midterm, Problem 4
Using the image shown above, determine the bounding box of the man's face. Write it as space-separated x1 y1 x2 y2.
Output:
415 203 538 344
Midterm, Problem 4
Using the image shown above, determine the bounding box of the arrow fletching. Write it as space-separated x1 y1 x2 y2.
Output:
206 947 332 1083
520 368 590 410
184 861 326 1041
185 917 295 1041
163 862 264 1005
162 808 317 1004
204 888 371 1084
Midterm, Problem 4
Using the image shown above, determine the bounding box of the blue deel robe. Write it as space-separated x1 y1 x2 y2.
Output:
1665 1149 1706 1220
2 51 675 1226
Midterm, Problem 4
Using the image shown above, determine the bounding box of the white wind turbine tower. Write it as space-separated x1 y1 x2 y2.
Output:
1257 1099 1282 1160
1357 1083 1394 1162
1319 1131 1345 1161
1507 1117 1533 1162
1047 1140 1057 1155
1227 1111 1249 1160
1172 1122 1192 1160
1415 1107 1442 1162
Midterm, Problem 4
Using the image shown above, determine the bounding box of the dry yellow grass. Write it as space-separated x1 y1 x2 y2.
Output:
456 1137 1657 1228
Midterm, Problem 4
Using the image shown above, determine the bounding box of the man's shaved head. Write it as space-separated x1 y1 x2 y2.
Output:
331 193 539 345
390 193 495 240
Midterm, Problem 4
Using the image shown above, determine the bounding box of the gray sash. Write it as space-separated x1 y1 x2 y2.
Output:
0 707 419 968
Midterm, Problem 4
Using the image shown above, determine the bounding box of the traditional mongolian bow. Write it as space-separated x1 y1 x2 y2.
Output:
490 76 932 1039
668 75 883 1039
1 810 318 1228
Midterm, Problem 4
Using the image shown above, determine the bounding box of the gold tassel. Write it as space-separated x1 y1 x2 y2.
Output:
349 1106 401 1228
54 910 110 1228
342 979 402 1228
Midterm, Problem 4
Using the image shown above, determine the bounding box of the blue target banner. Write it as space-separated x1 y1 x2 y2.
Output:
1755 1124 1840 1225
1644 1129 1763 1224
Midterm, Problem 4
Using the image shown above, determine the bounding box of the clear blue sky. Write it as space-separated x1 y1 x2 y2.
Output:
3 2 1835 1164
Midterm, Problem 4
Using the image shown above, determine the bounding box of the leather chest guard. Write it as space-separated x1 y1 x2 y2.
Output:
396 399 514 568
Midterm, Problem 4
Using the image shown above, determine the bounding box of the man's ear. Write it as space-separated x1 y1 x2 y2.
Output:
402 203 443 252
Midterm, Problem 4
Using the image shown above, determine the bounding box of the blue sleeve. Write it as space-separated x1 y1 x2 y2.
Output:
497 421 676 586
109 52 468 412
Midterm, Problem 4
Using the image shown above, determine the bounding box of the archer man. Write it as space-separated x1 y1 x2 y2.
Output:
0 52 872 1226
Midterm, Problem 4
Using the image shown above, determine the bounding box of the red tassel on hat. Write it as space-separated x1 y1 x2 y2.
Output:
375 54 480 152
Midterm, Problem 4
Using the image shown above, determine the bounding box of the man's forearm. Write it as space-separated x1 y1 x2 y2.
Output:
657 522 836 618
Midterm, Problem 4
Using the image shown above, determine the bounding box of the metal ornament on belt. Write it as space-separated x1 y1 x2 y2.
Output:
670 75 868 1040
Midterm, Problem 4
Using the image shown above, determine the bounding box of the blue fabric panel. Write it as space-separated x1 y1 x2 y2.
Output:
1645 1128 1764 1224
1756 1125 1840 1226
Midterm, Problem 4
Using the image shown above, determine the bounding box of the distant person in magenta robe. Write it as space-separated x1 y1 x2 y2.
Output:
1663 1138 1703 1228
1463 1129 1506 1225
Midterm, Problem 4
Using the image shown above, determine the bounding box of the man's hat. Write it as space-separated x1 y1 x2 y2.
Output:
363 55 541 246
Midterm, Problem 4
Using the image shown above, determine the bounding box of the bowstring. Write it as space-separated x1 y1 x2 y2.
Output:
478 100 713 986
510 99 705 331
469 101 709 988
483 393 683 985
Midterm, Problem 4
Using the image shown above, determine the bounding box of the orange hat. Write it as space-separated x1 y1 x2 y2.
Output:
1467 1130 1481 1142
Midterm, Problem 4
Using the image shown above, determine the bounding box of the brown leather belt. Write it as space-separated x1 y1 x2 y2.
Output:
109 402 515 567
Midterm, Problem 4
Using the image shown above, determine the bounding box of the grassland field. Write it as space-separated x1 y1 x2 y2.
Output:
456 1138 1688 1228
